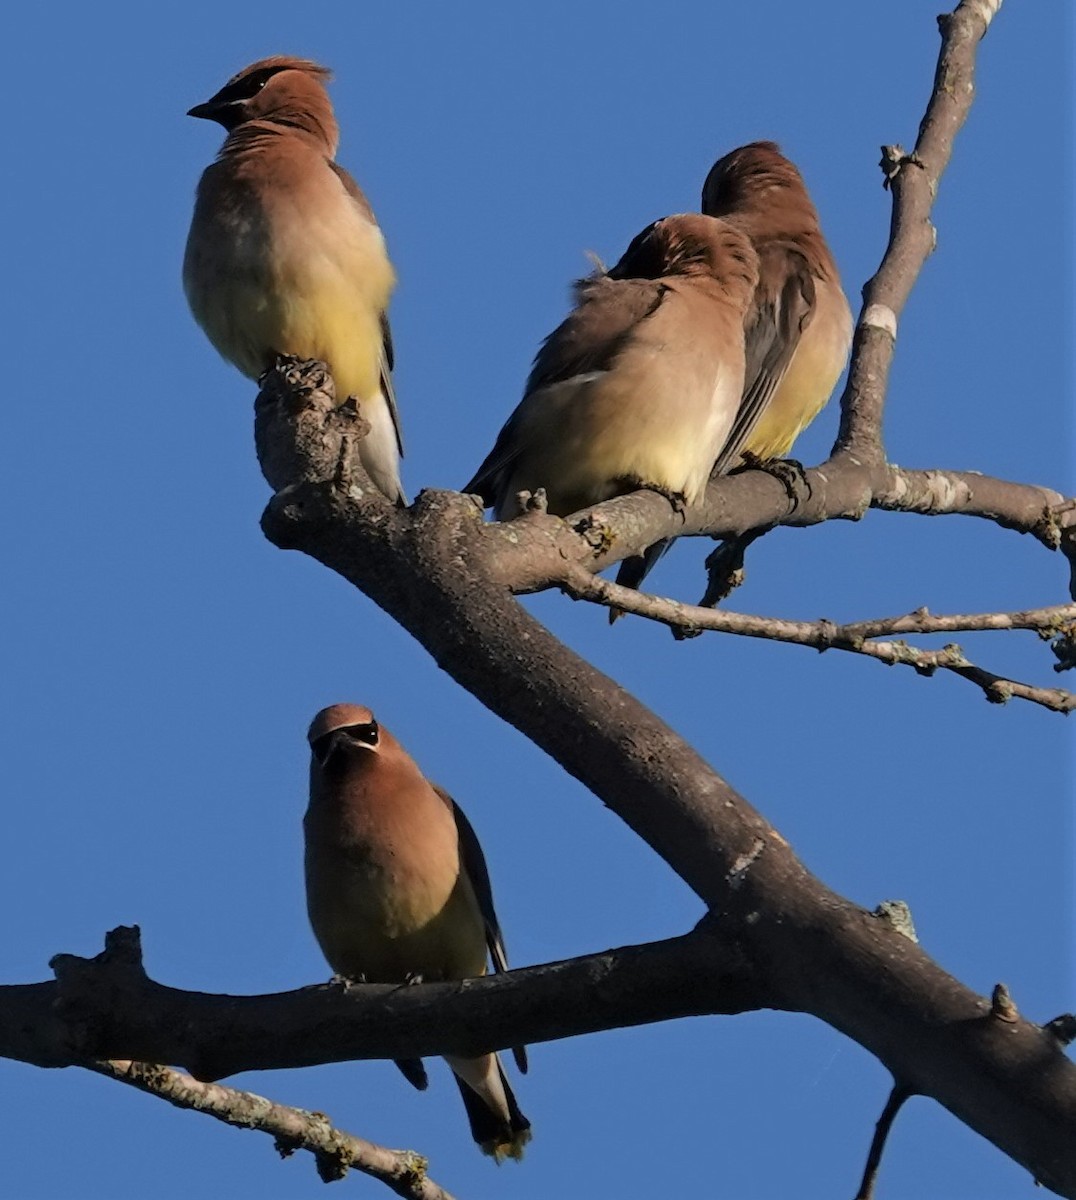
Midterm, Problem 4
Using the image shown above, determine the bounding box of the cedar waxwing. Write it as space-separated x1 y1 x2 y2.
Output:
183 57 405 505
614 142 853 598
463 213 760 521
303 704 530 1162
701 141 852 472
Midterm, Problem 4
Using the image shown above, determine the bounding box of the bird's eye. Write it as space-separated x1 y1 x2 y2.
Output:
242 71 272 96
341 721 379 746
213 68 278 108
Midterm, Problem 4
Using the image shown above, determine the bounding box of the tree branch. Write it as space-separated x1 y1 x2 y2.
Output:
478 460 1072 599
435 0 1069 601
240 5 1076 1194
12 2 1068 1198
561 573 1076 713
834 0 1000 461
3 917 1075 1193
6 925 755 1080
85 1058 454 1199
854 1084 913 1200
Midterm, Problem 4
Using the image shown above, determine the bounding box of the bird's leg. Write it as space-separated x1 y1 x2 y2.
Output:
673 456 807 636
673 528 769 641
701 529 764 606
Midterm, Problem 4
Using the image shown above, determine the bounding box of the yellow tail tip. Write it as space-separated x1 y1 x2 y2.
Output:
482 1126 532 1163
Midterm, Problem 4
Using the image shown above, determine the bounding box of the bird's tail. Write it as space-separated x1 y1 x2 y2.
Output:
446 1053 531 1162
394 1058 429 1090
609 538 671 624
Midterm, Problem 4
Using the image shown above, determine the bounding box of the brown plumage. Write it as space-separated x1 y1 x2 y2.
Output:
303 704 529 1161
184 58 405 504
464 213 759 520
613 141 853 598
701 140 852 471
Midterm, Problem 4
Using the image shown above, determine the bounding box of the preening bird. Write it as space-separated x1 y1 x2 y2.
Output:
614 141 853 597
183 57 405 505
303 704 530 1162
463 213 760 522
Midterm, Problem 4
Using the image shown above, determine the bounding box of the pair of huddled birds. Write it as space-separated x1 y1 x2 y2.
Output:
183 56 853 1162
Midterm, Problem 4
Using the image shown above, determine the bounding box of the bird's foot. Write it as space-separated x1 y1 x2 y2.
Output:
741 453 812 508
258 355 334 400
615 477 688 518
512 487 548 516
329 972 363 990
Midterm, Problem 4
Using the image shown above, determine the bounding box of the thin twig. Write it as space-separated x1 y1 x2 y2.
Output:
84 1060 455 1200
854 1084 913 1200
565 569 1076 713
839 604 1076 640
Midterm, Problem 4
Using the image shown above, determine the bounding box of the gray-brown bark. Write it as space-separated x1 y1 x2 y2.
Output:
3 1 1074 1196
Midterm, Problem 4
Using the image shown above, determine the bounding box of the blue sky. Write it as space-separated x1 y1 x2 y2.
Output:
4 2 1072 1197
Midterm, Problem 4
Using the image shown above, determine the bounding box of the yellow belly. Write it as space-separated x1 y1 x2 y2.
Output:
185 186 395 404
307 857 488 985
742 283 852 460
243 272 387 402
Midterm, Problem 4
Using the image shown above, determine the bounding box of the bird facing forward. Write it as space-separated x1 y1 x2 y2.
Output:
183 57 405 504
303 704 530 1161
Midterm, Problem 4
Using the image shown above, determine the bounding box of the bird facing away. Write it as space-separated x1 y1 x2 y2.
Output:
700 140 852 474
304 704 530 1162
612 141 854 600
463 213 760 521
183 57 405 505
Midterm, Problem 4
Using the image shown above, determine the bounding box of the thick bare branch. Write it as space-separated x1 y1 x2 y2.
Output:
239 6 1076 1193
86 1059 454 1199
21 926 756 1080
444 0 1069 597
487 462 1071 596
9 2 1061 1197
256 368 1076 1194
4 921 1076 1197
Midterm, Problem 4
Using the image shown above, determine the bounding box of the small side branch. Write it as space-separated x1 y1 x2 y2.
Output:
564 571 1076 714
86 1059 455 1200
854 1084 913 1200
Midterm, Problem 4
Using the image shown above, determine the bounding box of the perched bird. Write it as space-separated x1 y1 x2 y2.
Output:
614 142 853 599
303 704 530 1161
183 57 405 504
464 213 760 523
700 140 852 475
